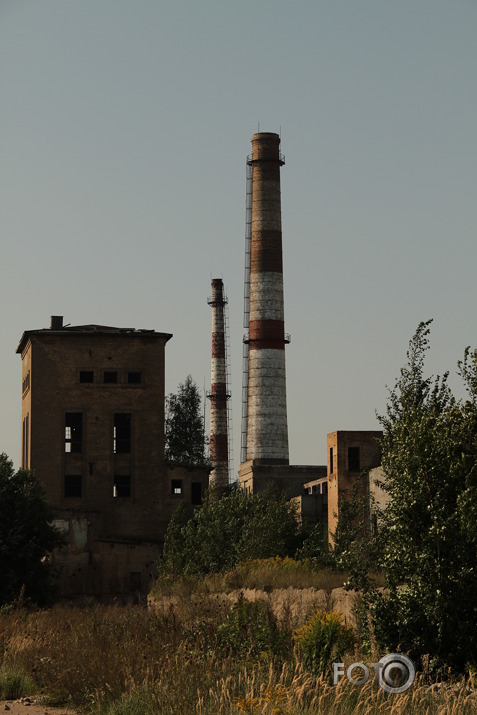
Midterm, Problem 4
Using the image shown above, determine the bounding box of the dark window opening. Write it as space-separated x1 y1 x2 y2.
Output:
114 413 131 453
22 371 30 395
348 446 360 472
128 372 141 384
104 371 118 384
322 482 328 495
171 479 183 496
191 482 202 505
329 446 334 474
65 413 82 453
25 414 29 468
65 475 82 498
113 474 131 498
22 415 29 468
80 371 94 383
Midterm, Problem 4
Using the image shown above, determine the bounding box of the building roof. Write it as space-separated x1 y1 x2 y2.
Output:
16 320 173 354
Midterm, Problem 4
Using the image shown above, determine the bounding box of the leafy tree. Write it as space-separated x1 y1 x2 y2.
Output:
0 454 64 605
357 321 477 675
157 485 302 577
164 375 208 466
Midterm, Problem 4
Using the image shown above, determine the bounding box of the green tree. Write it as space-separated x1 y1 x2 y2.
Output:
157 486 301 577
360 321 477 675
0 454 64 605
164 375 207 466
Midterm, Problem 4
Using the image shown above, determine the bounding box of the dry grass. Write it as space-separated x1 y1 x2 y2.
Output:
204 663 477 714
151 558 351 598
0 599 475 714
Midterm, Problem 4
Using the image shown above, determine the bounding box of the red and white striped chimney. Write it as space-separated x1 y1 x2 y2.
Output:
246 132 289 464
207 278 229 490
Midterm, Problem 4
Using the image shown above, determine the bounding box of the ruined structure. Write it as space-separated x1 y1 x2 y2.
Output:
327 430 383 540
17 317 209 597
207 278 230 492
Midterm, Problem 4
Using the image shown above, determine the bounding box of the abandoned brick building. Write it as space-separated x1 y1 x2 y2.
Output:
16 316 209 597
327 430 383 540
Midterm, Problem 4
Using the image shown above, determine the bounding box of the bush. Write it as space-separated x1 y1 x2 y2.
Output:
0 453 64 606
217 595 288 658
101 692 152 715
0 665 37 699
157 486 302 578
293 610 355 677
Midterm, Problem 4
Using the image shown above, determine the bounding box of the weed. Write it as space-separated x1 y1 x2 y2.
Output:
293 610 355 677
0 665 37 699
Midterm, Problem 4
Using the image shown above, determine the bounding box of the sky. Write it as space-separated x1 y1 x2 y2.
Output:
1 0 476 472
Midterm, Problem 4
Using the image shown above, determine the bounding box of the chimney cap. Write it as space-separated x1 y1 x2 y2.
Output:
50 315 64 330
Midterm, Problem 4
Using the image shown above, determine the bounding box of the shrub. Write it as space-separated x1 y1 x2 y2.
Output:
156 486 302 579
217 595 288 658
293 610 355 677
0 665 37 699
101 692 152 715
0 453 64 606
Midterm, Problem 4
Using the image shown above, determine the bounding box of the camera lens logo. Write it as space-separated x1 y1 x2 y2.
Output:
378 653 415 694
333 653 415 693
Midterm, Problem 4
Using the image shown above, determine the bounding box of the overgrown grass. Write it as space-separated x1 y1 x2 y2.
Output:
151 557 352 597
0 599 475 714
0 664 37 699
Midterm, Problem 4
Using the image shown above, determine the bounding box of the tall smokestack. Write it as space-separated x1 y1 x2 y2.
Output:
207 278 230 491
245 132 289 464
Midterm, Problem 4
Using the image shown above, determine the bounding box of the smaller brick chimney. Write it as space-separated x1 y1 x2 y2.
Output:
50 316 64 330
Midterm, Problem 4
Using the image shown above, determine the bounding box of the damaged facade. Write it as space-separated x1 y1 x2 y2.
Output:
16 317 209 598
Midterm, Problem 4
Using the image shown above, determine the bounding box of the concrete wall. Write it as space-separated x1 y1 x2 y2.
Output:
239 460 327 498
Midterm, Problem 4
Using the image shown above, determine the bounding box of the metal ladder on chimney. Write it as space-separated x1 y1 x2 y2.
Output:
240 155 253 464
224 297 235 483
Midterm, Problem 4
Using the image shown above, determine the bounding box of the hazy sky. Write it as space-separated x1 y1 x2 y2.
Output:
2 1 476 472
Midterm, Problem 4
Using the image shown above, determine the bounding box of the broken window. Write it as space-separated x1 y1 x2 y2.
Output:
128 372 141 384
80 371 94 383
25 414 29 468
191 482 202 505
348 446 360 472
64 475 82 498
329 446 334 474
171 479 183 495
113 474 131 498
104 371 118 384
22 371 30 395
114 413 131 453
65 413 82 453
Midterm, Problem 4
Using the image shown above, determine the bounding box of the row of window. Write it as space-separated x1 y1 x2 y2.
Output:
79 371 142 385
65 413 131 454
64 475 202 505
65 474 131 498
